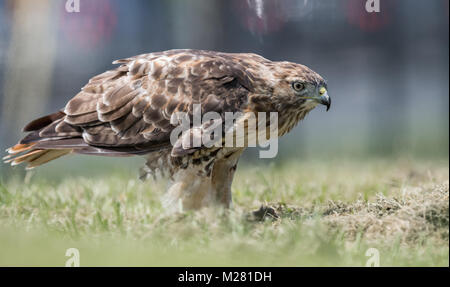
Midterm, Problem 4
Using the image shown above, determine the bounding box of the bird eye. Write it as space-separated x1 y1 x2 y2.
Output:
292 81 305 92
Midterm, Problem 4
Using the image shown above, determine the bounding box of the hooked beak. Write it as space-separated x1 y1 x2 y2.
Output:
317 87 331 111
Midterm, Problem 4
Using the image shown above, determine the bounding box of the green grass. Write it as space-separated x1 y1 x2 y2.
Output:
0 157 448 266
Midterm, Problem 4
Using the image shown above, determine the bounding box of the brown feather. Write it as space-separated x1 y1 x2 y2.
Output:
9 149 47 166
6 143 36 154
65 92 102 116
26 150 71 169
23 111 65 132
98 94 140 122
65 111 99 126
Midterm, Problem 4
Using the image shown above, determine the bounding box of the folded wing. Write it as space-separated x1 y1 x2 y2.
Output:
4 50 253 168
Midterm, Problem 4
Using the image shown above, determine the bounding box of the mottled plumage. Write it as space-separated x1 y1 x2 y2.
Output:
4 49 330 211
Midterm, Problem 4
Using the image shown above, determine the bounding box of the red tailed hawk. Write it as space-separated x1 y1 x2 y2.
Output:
4 49 330 211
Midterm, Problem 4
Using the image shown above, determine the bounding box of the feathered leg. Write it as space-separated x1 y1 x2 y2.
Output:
210 150 243 208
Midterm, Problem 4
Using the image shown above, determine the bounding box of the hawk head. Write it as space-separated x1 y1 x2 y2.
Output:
247 59 330 135
270 61 330 112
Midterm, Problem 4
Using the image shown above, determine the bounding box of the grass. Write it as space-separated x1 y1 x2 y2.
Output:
0 157 448 266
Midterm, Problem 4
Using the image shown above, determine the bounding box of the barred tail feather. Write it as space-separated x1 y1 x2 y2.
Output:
4 143 72 170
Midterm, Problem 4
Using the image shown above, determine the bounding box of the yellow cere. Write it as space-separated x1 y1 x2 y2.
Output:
319 87 327 95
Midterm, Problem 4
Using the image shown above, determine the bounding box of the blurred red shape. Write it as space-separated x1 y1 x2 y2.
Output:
346 0 391 32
